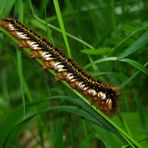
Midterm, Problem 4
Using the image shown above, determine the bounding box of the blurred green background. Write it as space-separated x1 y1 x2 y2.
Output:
0 0 148 147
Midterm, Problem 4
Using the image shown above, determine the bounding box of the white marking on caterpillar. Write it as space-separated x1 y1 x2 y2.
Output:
77 82 85 90
83 86 89 91
43 53 54 61
16 31 28 39
66 73 74 81
106 99 112 109
88 89 97 96
8 24 15 31
98 92 106 100
53 62 64 71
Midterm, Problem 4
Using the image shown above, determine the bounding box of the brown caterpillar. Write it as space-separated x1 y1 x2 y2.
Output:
0 18 120 115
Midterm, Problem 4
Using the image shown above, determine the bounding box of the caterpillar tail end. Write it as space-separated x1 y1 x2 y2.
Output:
0 19 9 28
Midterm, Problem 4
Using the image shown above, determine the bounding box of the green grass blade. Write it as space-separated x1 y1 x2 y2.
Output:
53 0 71 58
84 57 117 69
119 61 148 89
81 48 114 56
54 117 64 148
118 31 148 59
0 0 15 17
16 50 26 115
133 90 148 134
119 58 148 76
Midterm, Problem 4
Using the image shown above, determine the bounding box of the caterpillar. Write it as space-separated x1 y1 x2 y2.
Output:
0 18 120 115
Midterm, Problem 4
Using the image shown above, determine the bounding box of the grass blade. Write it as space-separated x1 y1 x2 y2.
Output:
119 58 148 76
53 0 71 58
118 31 148 59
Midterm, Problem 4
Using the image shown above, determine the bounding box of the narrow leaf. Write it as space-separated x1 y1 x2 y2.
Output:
118 31 148 58
119 58 148 76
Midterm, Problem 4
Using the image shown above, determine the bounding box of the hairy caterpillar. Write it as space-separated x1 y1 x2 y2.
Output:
0 18 120 115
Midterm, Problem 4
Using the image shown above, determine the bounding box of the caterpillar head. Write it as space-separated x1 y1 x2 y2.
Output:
92 87 120 115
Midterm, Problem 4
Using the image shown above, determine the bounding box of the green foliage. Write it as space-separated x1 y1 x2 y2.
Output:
0 0 148 147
